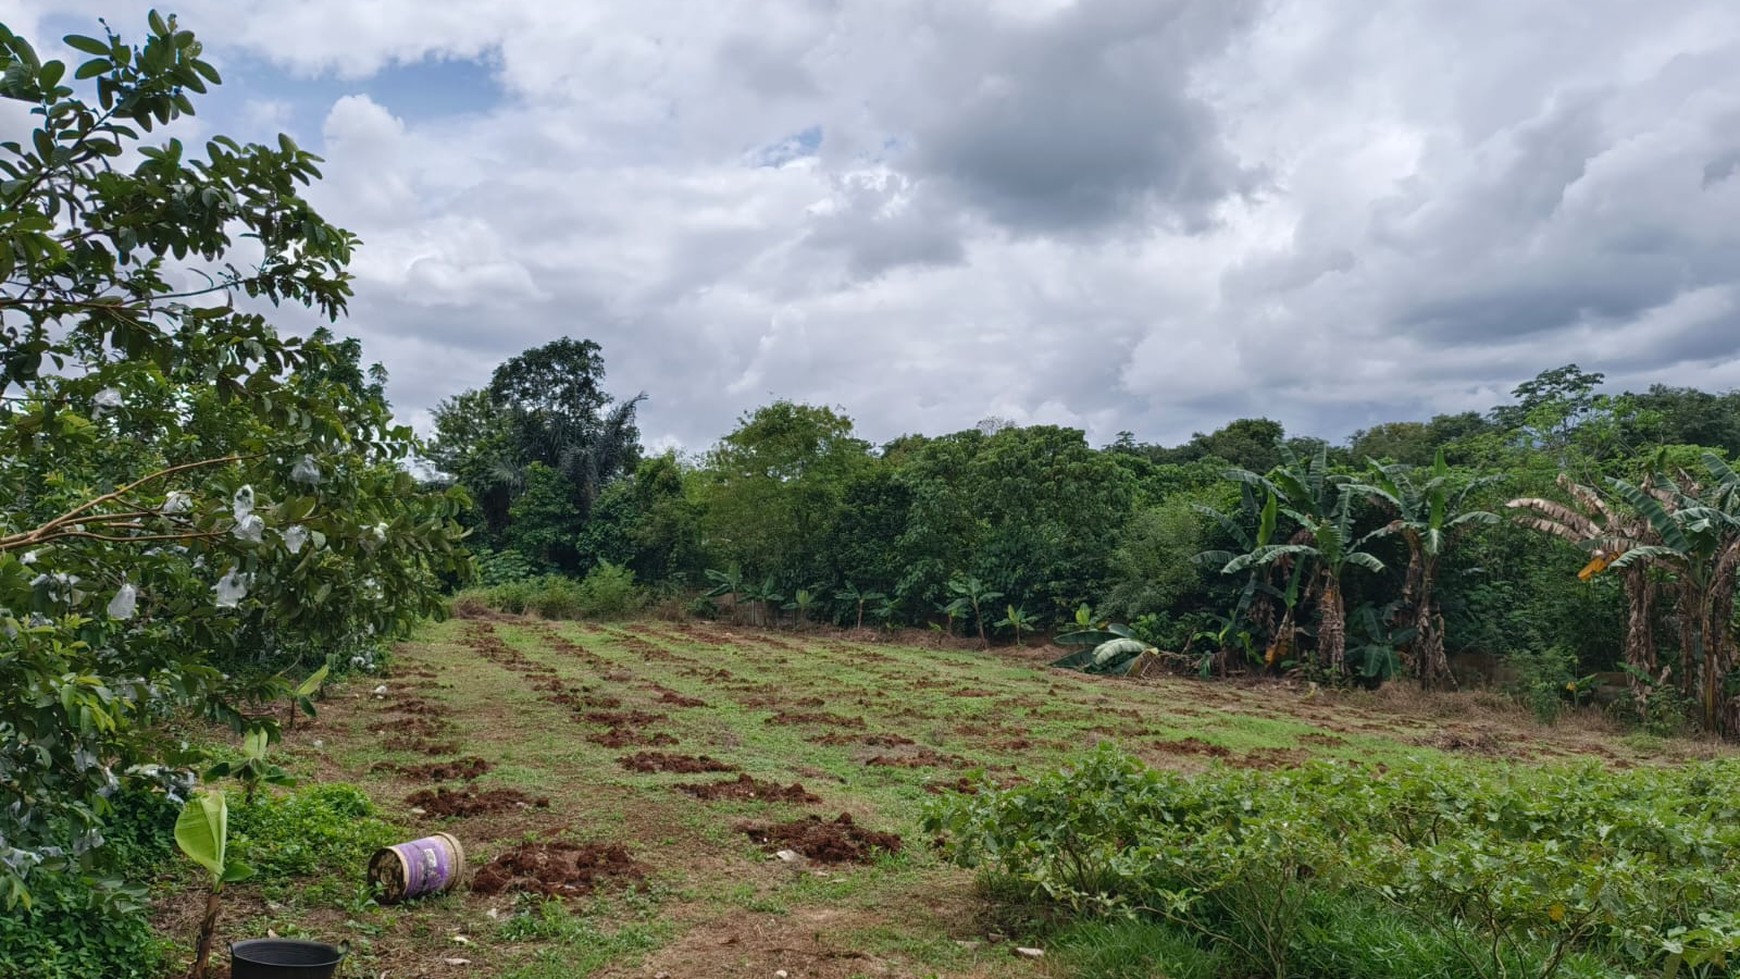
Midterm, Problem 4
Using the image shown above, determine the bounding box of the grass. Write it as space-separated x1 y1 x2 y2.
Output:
165 614 1723 979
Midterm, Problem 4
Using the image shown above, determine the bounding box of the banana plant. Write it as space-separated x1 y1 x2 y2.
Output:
285 662 330 730
703 566 745 620
995 604 1037 645
870 594 900 631
784 587 818 629
835 581 886 630
177 789 255 979
204 726 295 806
946 573 1003 648
740 576 784 628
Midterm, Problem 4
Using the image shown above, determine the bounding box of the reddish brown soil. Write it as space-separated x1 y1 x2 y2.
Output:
677 774 821 803
921 776 986 795
470 841 647 898
383 696 441 716
741 813 903 864
376 756 492 781
864 748 970 769
405 786 550 817
1152 737 1233 759
1414 729 1514 756
765 711 866 729
657 691 709 708
1230 748 1309 770
617 752 740 774
383 735 459 755
589 729 680 748
368 716 448 738
808 732 917 748
582 709 668 727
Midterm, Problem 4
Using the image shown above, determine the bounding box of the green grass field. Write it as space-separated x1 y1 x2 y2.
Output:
174 615 1724 979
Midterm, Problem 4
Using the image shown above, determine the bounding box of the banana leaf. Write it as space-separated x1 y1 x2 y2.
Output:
1054 624 1134 647
1050 638 1156 676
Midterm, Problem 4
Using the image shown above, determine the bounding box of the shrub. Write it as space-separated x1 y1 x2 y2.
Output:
574 561 644 619
927 745 1740 979
229 783 401 882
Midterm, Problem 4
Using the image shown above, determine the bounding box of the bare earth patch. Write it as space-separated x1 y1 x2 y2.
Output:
618 751 739 773
405 786 551 817
471 841 648 898
677 774 821 803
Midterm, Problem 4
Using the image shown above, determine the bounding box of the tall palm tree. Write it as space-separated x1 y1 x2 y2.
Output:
1508 474 1660 708
1352 450 1500 690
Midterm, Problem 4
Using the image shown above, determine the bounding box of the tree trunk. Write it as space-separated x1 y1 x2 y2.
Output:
1620 569 1657 715
1319 575 1345 675
1415 557 1455 691
190 888 221 979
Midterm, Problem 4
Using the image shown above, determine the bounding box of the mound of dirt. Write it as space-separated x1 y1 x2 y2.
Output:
1152 737 1232 759
657 691 709 708
405 786 550 817
617 752 739 774
383 736 459 756
807 732 916 747
741 813 902 864
864 748 970 768
582 709 668 727
377 756 492 781
765 711 866 729
589 728 679 748
368 716 448 738
677 774 820 803
471 841 647 898
1414 729 1513 756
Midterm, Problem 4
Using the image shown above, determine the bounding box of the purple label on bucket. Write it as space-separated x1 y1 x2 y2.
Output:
393 836 453 897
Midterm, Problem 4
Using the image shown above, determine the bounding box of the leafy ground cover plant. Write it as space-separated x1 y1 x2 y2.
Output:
927 745 1740 979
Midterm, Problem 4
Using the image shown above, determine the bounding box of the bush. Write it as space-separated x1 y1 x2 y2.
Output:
574 561 644 619
229 783 401 882
927 745 1740 979
0 787 180 979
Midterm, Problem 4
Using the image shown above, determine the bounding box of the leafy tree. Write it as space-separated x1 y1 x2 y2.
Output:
1352 451 1501 689
0 14 467 908
701 401 871 581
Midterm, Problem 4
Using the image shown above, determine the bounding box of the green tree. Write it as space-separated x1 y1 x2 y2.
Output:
0 14 467 908
700 401 871 581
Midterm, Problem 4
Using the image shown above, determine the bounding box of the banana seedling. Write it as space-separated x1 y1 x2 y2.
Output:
176 789 254 979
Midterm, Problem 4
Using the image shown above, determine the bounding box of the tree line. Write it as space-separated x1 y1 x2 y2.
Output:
433 347 1740 735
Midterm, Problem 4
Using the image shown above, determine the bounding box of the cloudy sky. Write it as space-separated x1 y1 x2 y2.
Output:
9 0 1740 450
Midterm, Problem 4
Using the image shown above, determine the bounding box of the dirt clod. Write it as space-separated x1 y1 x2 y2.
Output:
617 752 739 774
471 842 647 897
589 728 680 748
405 786 550 817
377 756 492 781
740 813 902 864
677 774 820 804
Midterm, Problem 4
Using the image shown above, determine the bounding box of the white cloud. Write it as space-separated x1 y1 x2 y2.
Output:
19 0 1740 449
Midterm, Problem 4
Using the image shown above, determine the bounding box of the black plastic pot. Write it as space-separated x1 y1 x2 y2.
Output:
229 938 347 979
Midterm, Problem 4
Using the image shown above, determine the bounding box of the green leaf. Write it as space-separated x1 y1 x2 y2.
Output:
148 10 169 37
220 860 255 884
174 789 228 882
295 663 329 697
73 58 111 80
63 34 112 57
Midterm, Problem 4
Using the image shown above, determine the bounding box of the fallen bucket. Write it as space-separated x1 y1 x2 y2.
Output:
369 831 466 903
230 938 346 979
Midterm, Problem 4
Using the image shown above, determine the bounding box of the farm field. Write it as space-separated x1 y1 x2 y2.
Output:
192 614 1727 979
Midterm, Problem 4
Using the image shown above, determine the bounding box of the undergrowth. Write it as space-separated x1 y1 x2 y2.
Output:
927 745 1740 979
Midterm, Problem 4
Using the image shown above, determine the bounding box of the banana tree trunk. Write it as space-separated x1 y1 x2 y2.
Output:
1415 557 1455 691
1620 569 1657 715
1318 574 1345 675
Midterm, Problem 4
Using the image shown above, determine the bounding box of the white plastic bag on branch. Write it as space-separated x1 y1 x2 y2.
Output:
232 514 265 543
214 568 249 608
107 583 137 620
161 491 191 515
289 454 320 486
91 387 122 419
232 485 255 521
283 525 309 555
